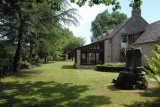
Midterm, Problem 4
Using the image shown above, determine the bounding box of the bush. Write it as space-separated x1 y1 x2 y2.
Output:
52 52 61 61
47 55 53 62
20 61 32 69
143 44 160 85
0 42 15 78
96 63 125 72
0 59 13 77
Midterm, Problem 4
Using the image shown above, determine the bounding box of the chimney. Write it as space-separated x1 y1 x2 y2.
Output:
132 9 141 18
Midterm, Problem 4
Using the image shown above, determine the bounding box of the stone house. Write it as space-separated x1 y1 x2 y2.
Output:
74 9 160 69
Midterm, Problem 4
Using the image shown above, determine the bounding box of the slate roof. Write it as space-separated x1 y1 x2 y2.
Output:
107 20 128 39
105 19 130 39
134 20 160 44
92 18 130 42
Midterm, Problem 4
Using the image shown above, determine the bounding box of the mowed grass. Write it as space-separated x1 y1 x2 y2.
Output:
0 61 160 107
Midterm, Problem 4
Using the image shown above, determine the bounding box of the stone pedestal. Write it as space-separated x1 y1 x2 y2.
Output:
113 71 148 89
113 48 148 90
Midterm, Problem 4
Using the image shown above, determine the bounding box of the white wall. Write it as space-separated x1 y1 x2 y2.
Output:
133 42 157 66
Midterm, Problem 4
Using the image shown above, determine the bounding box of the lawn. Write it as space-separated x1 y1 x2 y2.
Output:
0 61 160 107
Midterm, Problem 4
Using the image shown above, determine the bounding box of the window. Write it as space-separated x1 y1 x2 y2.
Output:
93 44 96 49
80 41 104 65
129 33 142 44
97 44 100 49
81 52 103 65
96 53 104 64
99 43 104 49
122 35 127 43
129 35 134 44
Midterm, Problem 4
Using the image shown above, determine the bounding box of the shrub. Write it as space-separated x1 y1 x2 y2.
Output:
143 44 160 85
0 59 13 77
0 42 14 78
47 55 53 62
96 63 125 72
52 52 61 61
20 60 32 69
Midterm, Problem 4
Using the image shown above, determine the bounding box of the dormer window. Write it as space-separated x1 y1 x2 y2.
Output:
129 32 142 44
129 35 135 44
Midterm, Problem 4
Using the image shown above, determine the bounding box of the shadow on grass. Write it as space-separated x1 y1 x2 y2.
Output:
107 84 160 107
107 84 119 91
61 65 74 69
67 95 111 107
123 87 160 107
42 61 56 64
12 69 44 78
0 81 111 107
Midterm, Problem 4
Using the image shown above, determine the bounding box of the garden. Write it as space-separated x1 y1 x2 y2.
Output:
0 61 159 107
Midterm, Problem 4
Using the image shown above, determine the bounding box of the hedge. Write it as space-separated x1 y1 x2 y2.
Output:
96 63 126 72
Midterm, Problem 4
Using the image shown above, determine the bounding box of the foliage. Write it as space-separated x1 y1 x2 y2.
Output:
20 60 32 69
0 41 15 77
0 0 80 73
91 10 127 37
143 44 160 85
62 30 85 59
46 55 53 62
96 63 125 72
130 0 142 9
70 0 143 11
36 39 51 63
70 0 121 11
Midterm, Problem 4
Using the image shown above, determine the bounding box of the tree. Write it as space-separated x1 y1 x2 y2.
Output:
62 32 85 59
143 44 160 85
0 0 80 73
70 0 142 10
91 10 127 37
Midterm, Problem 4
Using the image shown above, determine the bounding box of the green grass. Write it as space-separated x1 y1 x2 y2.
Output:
0 61 160 107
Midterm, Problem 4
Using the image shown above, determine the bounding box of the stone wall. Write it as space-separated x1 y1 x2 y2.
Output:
75 50 81 68
110 9 148 63
111 32 122 62
104 39 112 63
132 42 156 66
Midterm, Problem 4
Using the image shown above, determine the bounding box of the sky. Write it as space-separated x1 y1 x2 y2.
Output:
68 0 160 45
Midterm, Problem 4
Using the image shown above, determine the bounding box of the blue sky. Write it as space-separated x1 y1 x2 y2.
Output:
69 0 160 45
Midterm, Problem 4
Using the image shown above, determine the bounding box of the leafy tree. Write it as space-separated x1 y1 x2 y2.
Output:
36 39 51 63
63 35 85 59
70 0 142 10
0 0 80 73
70 0 121 10
91 10 127 37
0 0 47 73
143 44 160 85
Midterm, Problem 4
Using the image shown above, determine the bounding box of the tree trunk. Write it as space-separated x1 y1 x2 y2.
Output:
13 34 22 73
13 11 24 73
44 57 47 63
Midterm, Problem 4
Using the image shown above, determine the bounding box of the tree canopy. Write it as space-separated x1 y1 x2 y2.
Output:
91 10 127 38
70 0 142 10
0 0 83 75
